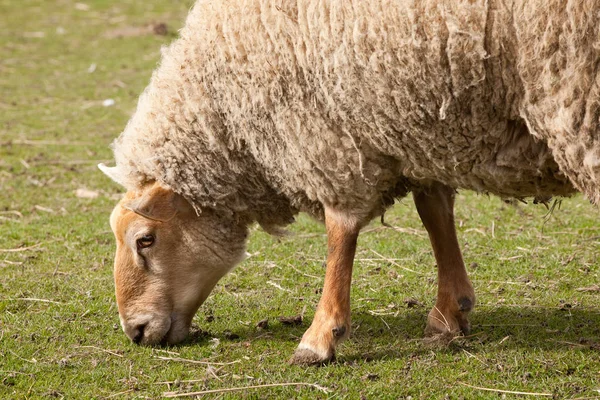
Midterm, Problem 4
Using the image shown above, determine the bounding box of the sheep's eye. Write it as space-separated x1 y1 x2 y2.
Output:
136 234 155 249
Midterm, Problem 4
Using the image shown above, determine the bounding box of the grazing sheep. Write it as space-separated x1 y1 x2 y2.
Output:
100 0 598 365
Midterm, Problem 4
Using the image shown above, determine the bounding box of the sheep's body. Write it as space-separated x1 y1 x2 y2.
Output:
112 0 600 228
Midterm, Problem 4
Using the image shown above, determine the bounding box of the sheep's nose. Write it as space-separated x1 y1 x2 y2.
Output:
130 324 146 344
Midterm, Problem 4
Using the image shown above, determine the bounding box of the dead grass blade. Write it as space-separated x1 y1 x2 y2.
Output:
153 356 241 366
105 389 134 398
369 249 423 275
546 339 587 348
287 263 322 279
75 346 124 358
0 210 23 218
266 280 292 292
0 243 46 253
10 139 94 146
31 159 113 166
0 259 23 266
163 382 330 398
5 297 62 304
458 381 553 397
576 284 600 292
363 224 426 238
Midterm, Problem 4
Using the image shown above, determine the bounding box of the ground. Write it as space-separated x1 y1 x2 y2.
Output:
1 0 600 398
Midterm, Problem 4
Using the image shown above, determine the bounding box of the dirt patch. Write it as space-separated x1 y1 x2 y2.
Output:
278 315 303 326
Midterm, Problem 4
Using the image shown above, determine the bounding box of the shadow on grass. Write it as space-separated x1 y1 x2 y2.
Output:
345 306 600 361
171 305 600 363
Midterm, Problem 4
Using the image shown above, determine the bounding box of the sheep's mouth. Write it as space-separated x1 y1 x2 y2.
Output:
159 314 191 345
121 310 194 346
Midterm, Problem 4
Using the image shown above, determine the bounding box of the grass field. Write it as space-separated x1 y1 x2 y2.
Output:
2 1 600 398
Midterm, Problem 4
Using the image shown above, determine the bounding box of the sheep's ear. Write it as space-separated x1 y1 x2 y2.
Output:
98 163 127 186
124 183 180 222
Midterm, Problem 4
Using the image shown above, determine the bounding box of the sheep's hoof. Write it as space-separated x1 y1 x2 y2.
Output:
425 296 473 339
289 348 334 366
424 311 470 348
425 316 470 337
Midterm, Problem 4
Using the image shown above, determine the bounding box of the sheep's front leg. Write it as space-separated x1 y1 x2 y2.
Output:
290 208 359 365
413 183 475 335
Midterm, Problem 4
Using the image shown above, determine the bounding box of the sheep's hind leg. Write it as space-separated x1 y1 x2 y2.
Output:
413 182 475 336
290 207 359 365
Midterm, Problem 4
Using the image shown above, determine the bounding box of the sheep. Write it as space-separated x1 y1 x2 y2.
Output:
99 0 599 365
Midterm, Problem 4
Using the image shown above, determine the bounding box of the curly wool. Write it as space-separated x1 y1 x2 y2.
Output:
111 0 600 229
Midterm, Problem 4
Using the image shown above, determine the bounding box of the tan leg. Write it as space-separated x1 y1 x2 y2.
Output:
413 183 475 335
290 208 359 365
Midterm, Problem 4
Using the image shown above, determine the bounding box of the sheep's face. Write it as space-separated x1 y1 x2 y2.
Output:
108 183 247 345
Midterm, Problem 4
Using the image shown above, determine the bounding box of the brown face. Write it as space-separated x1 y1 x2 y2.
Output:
109 183 247 345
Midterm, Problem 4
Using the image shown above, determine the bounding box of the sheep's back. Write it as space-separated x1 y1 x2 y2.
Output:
114 0 577 223
191 1 573 203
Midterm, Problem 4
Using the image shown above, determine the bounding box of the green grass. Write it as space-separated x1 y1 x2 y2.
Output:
2 1 600 398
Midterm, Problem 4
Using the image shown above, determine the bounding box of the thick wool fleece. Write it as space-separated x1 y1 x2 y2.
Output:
112 0 597 229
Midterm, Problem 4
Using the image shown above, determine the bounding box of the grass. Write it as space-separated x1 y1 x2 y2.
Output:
1 0 600 398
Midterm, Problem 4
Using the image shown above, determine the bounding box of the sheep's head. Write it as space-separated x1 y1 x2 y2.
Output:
104 180 247 345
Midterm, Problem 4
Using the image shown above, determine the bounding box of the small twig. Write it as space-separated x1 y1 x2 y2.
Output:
546 339 587 348
287 263 321 279
154 378 206 385
105 389 134 398
295 233 327 238
462 349 488 366
76 346 124 358
368 310 397 316
20 159 31 169
34 205 55 213
267 280 292 293
10 139 94 146
8 350 37 364
152 348 180 356
0 210 23 217
369 249 423 275
464 228 487 236
0 259 23 266
30 159 112 166
378 316 390 330
0 243 45 253
458 382 552 397
355 257 412 262
499 335 511 345
154 356 241 366
157 365 225 385
5 297 62 304
475 280 530 285
365 224 426 238
163 382 330 398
